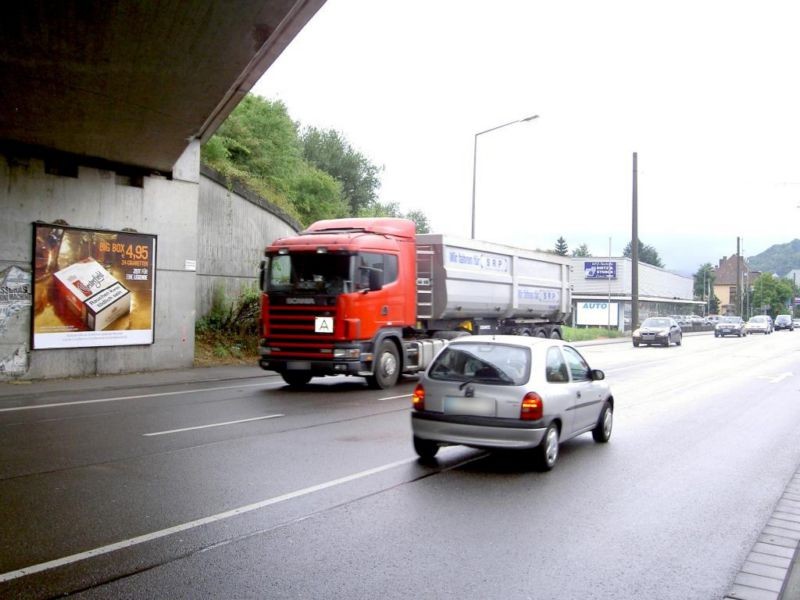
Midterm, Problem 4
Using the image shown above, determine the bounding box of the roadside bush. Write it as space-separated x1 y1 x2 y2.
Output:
195 284 261 365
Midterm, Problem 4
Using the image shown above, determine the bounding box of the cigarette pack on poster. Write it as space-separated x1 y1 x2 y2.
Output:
53 259 131 330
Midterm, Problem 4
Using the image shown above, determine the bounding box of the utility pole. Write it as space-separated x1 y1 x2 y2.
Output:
631 152 639 331
736 237 741 315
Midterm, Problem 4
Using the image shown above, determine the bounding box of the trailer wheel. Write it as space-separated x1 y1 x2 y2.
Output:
367 340 400 389
535 330 547 338
549 330 561 340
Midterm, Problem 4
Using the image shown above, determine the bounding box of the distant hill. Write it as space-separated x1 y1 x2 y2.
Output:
747 239 800 276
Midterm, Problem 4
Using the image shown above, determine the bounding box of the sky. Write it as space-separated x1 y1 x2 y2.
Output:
253 0 800 275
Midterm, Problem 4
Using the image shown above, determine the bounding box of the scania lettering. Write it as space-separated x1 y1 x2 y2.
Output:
258 218 571 389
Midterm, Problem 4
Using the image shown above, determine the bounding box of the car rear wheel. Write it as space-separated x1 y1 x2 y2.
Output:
676 334 682 346
534 423 559 471
413 436 439 460
592 402 613 443
633 341 639 347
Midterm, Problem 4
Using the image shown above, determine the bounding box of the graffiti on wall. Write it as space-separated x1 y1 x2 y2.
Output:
0 265 32 373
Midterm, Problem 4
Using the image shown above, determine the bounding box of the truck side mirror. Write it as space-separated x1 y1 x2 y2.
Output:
259 260 266 291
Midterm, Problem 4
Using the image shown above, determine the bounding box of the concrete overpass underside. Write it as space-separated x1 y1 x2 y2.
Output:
0 0 324 174
0 1 324 379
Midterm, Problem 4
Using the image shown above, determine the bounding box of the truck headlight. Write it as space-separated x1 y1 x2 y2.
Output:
334 348 361 359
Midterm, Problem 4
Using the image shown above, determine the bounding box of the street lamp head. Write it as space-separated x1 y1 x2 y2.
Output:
521 114 540 122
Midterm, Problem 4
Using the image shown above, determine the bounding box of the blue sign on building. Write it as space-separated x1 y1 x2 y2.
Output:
584 261 617 280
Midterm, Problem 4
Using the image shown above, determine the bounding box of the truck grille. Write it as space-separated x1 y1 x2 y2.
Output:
265 305 335 359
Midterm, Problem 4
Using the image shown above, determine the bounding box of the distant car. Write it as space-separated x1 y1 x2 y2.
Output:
745 315 773 334
774 315 794 331
410 335 614 471
715 316 746 337
689 315 704 326
793 317 800 329
705 315 721 326
632 317 682 347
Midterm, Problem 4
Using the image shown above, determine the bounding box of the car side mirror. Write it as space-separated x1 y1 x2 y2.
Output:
590 369 605 381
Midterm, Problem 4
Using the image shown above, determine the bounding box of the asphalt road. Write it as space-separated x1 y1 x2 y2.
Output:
1 331 799 599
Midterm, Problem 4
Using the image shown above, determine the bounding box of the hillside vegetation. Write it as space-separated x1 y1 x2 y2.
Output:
748 239 800 276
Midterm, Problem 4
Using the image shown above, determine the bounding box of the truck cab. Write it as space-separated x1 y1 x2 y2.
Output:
259 218 417 388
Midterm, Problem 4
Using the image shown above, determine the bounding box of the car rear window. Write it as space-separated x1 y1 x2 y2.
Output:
429 343 530 386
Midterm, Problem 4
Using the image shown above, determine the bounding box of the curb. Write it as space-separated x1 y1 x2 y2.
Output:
724 468 800 600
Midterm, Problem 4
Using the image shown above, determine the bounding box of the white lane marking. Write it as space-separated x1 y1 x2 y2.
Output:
143 414 284 437
757 372 793 384
0 456 419 583
377 394 412 402
0 382 281 413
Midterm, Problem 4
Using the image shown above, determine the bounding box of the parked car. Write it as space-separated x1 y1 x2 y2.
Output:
715 316 746 337
793 317 800 329
632 317 682 347
774 314 794 331
745 315 773 334
410 335 614 471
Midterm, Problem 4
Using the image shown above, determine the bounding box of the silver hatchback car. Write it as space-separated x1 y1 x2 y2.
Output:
410 335 614 471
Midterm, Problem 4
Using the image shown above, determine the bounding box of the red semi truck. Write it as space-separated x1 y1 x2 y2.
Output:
258 218 571 388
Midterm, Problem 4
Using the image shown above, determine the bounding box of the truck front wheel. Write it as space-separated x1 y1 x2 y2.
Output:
367 340 400 389
281 371 312 387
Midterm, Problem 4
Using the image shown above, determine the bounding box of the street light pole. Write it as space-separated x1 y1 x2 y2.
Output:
471 114 539 239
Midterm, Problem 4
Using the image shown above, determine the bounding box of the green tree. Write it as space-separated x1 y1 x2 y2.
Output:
571 243 591 257
300 127 382 216
693 263 717 315
709 294 721 315
405 209 431 233
358 201 431 233
201 94 347 225
750 273 795 317
554 237 569 256
289 163 349 224
623 239 664 268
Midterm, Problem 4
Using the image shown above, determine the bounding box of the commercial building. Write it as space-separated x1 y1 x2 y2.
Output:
571 258 702 331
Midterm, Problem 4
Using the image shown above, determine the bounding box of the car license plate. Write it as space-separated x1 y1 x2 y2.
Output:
445 396 495 417
287 361 311 370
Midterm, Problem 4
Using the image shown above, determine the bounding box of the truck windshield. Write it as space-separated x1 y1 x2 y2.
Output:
267 253 353 294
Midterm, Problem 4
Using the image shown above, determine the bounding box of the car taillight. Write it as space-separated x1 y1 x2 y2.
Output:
412 384 425 411
520 392 543 420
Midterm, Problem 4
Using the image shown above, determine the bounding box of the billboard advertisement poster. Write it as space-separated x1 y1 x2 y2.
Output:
584 261 616 280
31 223 157 349
576 301 619 326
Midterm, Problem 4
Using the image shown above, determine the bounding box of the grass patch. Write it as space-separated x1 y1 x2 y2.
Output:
194 329 259 367
561 326 626 342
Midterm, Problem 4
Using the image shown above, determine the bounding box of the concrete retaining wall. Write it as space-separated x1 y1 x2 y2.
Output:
0 151 300 380
196 165 299 317
0 151 200 379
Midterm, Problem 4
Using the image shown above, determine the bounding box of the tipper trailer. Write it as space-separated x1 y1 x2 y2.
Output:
258 218 571 388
